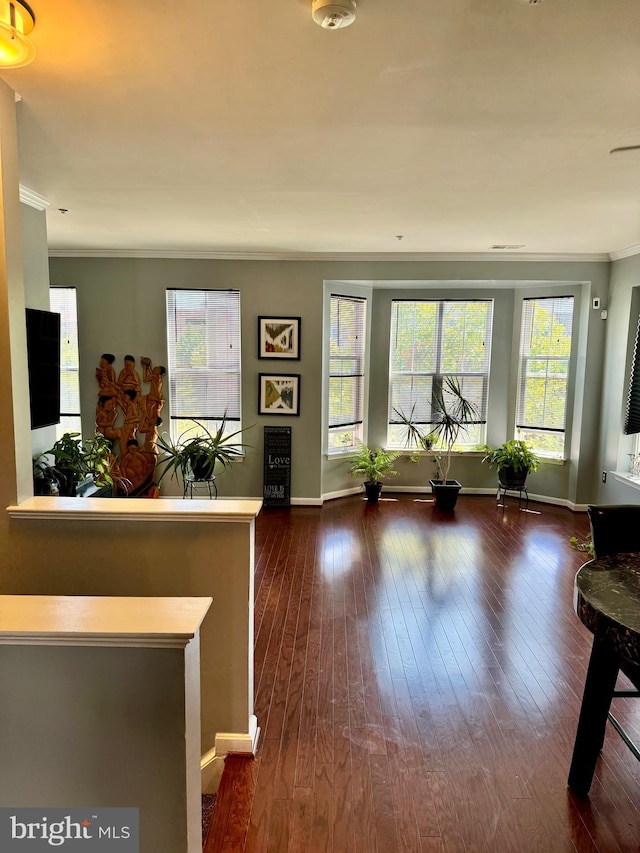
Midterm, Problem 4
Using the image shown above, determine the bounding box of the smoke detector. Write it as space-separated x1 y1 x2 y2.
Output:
312 0 356 29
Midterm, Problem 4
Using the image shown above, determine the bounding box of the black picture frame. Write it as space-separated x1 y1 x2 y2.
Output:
258 316 301 360
259 373 300 416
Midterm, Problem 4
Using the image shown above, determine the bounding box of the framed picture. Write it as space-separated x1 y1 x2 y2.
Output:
259 373 300 416
258 316 301 360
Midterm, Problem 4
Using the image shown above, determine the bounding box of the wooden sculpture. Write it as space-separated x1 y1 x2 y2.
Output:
95 354 166 496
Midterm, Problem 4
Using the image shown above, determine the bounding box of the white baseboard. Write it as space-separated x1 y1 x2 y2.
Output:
290 497 324 506
321 486 362 502
200 715 260 793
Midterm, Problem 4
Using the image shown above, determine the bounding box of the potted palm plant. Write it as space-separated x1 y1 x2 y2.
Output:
155 416 251 488
348 444 399 503
479 439 539 488
394 376 478 511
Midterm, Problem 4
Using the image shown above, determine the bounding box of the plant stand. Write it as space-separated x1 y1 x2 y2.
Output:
496 482 529 511
183 474 218 499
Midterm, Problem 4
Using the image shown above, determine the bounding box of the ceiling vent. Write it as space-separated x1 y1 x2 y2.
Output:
312 0 356 29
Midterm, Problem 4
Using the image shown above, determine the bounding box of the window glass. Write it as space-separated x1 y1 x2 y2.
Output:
328 295 366 452
516 296 574 458
49 287 81 439
388 300 493 448
166 289 241 441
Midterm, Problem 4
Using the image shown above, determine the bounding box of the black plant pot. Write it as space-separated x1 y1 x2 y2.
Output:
364 481 383 503
190 458 215 480
55 467 78 497
429 479 462 511
498 466 528 490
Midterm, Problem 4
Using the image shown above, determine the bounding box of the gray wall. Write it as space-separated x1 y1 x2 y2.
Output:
50 256 611 505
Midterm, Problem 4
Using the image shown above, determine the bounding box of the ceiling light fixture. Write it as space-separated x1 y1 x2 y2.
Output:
312 0 356 29
0 0 35 68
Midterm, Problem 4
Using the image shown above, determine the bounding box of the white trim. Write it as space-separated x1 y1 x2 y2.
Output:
20 185 50 210
47 248 611 263
609 244 640 261
7 496 263 523
200 716 260 793
290 497 324 506
613 471 640 490
214 715 260 756
321 486 362 502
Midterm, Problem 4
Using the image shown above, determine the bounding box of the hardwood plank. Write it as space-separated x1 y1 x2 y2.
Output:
207 495 640 853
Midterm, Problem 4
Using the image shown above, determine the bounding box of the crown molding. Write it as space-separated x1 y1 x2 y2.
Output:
609 244 640 261
47 248 611 263
19 185 50 211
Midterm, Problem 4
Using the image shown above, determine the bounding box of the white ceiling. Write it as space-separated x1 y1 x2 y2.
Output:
3 0 640 257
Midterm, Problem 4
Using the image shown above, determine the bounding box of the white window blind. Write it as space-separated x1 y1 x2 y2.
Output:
166 289 241 439
328 295 366 451
49 287 81 438
388 300 493 448
516 295 574 458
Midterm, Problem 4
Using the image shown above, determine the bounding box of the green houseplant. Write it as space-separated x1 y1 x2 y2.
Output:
44 431 127 496
32 452 63 495
348 444 399 503
156 416 251 487
480 439 539 488
394 376 478 511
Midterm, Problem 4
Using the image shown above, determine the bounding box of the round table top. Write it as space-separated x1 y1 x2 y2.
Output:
575 553 640 662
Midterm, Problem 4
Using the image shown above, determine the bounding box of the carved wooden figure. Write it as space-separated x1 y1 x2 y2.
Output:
95 354 166 496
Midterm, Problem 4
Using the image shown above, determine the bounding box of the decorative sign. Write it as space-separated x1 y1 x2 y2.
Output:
263 426 292 507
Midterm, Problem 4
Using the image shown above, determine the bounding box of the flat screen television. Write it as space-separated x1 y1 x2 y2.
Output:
26 307 61 429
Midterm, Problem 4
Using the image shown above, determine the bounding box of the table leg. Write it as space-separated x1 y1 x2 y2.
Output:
568 636 620 796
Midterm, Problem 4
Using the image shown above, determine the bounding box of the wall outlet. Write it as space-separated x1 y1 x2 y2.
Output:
602 471 607 483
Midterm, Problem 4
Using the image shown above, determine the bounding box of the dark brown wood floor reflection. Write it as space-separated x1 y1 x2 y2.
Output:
206 495 640 852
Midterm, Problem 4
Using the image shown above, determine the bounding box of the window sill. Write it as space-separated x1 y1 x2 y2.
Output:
326 449 359 460
613 472 640 490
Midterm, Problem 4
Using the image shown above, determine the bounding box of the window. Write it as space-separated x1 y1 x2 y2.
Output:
516 295 574 458
328 295 366 452
388 300 493 448
49 287 81 438
166 289 241 440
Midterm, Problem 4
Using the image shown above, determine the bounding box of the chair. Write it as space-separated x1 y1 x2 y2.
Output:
586 504 640 759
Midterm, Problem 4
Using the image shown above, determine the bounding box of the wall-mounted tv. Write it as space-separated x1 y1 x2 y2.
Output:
26 307 61 430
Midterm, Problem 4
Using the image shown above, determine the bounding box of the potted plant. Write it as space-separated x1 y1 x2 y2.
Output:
32 452 62 495
479 439 539 488
394 376 478 511
47 431 127 496
348 444 399 503
155 416 251 487
48 432 88 496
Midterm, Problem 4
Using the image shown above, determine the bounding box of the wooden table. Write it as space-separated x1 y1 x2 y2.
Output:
568 553 640 796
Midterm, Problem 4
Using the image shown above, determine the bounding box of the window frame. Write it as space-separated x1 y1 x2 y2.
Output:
49 286 81 439
515 295 575 460
327 293 367 454
165 288 242 443
387 298 494 450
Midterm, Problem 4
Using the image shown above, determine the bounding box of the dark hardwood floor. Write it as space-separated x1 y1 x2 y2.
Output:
205 494 640 852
